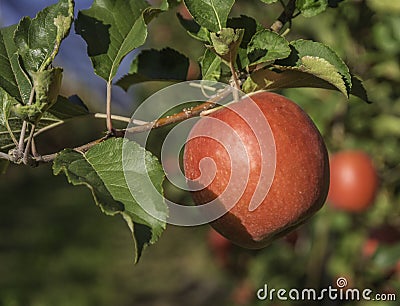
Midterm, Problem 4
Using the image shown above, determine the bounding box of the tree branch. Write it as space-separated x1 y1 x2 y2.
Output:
2 86 234 164
270 0 297 33
119 86 233 136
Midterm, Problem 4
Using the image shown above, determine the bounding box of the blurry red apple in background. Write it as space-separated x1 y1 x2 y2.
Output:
328 150 378 212
184 92 329 248
207 228 232 268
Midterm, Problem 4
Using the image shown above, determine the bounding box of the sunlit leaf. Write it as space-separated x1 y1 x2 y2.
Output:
296 0 328 17
277 39 352 94
183 0 234 32
247 29 291 65
75 0 167 82
201 49 222 81
14 0 74 72
0 25 32 103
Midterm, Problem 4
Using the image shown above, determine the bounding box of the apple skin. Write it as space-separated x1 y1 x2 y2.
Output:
328 150 378 212
184 91 329 248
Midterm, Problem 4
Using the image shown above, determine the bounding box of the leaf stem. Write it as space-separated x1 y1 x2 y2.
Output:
106 81 113 132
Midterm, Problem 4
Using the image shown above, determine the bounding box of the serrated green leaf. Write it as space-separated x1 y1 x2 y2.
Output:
177 13 211 42
75 0 160 82
296 0 328 17
14 0 74 72
247 29 291 65
116 48 189 91
201 49 222 81
12 68 63 123
183 0 234 32
53 138 167 262
350 75 370 103
301 56 347 95
0 25 32 103
210 28 244 63
278 39 352 94
243 65 343 94
242 64 369 103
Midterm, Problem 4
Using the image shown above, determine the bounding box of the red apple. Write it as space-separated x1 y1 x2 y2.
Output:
328 150 378 212
184 91 329 248
362 225 400 258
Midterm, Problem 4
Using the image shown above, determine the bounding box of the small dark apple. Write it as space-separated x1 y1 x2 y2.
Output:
184 91 329 248
328 150 378 212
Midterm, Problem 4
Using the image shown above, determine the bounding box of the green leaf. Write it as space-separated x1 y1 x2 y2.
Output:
183 0 235 32
116 48 190 91
350 75 370 103
201 49 222 81
177 13 211 42
143 0 169 23
0 25 32 103
210 28 244 63
296 0 328 17
0 87 19 147
247 29 291 65
53 138 167 262
14 0 74 72
48 95 89 119
12 68 63 123
243 64 344 95
278 39 352 94
75 0 161 82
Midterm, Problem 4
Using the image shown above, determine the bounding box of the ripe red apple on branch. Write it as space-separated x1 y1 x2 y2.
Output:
328 150 379 212
184 91 330 248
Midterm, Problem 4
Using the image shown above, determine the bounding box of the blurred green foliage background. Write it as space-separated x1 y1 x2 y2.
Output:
0 0 399 305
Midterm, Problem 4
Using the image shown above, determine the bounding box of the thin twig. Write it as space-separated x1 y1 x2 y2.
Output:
8 86 234 164
5 119 18 146
17 88 35 153
121 86 233 136
23 124 35 164
0 152 11 161
38 135 109 163
269 0 297 33
94 113 133 124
